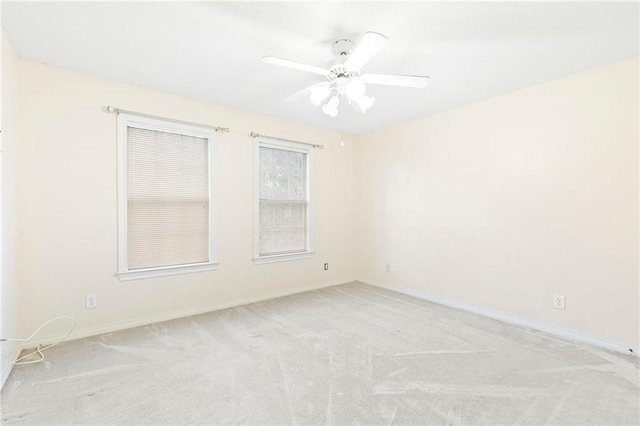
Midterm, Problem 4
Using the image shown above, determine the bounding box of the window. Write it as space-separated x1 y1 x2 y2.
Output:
254 137 313 263
117 113 217 280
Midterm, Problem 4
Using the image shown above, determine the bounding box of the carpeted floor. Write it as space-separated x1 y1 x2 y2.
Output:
1 282 639 425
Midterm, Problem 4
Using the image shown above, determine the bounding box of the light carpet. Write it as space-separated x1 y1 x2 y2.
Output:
1 282 638 425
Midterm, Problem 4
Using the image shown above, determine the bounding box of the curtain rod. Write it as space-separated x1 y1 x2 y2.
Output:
104 106 230 133
250 132 323 149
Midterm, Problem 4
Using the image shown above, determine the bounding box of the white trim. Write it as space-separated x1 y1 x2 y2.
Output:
252 251 314 264
116 113 217 280
258 138 312 153
253 136 314 263
21 280 354 350
116 113 127 277
116 262 218 281
361 280 639 357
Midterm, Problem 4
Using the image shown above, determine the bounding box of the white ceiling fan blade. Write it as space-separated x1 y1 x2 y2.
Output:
343 32 388 71
362 73 430 88
262 56 328 76
283 86 313 103
283 82 330 103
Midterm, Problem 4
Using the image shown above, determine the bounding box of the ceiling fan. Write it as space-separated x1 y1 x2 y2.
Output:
262 32 430 117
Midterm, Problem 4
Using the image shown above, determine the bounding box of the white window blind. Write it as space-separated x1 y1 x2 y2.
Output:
255 138 313 263
127 127 209 269
117 113 217 280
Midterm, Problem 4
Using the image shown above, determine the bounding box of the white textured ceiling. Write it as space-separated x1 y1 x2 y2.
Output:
2 1 638 134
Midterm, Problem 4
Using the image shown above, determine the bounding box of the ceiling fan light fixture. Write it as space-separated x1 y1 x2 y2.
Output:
322 95 340 117
354 95 375 113
310 85 331 106
345 79 366 100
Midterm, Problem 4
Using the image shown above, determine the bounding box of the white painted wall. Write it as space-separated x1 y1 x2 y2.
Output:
1 30 20 388
14 59 359 344
357 58 639 348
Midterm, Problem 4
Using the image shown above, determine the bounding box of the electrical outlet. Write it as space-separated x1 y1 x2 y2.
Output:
86 294 97 309
385 264 391 272
323 263 329 271
553 295 565 310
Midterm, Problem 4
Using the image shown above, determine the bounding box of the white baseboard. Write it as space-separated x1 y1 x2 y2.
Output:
360 280 639 357
23 279 353 349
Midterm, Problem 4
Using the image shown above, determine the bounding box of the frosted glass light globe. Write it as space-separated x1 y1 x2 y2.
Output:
345 79 366 100
355 95 375 113
322 95 340 117
310 85 330 106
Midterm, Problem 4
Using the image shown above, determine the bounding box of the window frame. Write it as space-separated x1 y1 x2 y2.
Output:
253 136 314 264
117 113 217 281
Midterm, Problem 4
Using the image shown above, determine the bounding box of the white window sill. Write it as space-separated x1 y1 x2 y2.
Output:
253 251 314 265
117 262 218 281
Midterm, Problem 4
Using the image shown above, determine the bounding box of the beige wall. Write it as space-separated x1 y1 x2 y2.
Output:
14 59 359 343
1 30 20 387
5 45 638 369
357 58 639 348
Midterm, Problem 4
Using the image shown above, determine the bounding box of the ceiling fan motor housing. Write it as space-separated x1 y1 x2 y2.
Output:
327 65 359 82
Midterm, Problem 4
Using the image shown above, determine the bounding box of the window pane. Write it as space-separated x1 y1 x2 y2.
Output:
259 147 273 173
289 176 304 200
260 172 273 200
273 175 289 200
289 152 304 176
274 149 289 174
257 143 310 258
258 201 307 256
